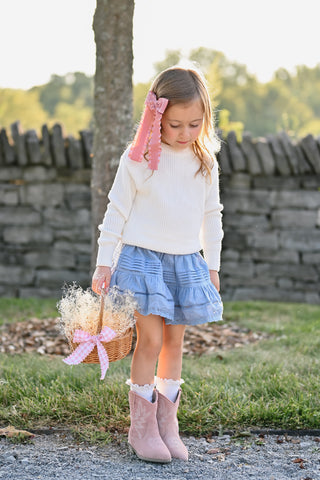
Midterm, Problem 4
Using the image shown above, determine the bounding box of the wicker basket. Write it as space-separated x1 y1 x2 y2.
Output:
69 292 133 364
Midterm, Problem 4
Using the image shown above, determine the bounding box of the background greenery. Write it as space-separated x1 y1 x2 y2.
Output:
0 299 319 442
1 48 320 138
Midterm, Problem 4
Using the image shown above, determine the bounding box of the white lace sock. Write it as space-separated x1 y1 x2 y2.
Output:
155 377 184 403
126 379 156 403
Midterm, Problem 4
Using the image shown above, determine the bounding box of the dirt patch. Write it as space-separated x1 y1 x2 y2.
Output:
0 317 268 357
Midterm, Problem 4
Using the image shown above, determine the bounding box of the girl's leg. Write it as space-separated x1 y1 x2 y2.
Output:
130 312 163 385
157 323 186 380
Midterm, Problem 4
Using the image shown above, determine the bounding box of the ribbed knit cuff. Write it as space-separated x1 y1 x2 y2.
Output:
96 246 114 267
203 243 222 271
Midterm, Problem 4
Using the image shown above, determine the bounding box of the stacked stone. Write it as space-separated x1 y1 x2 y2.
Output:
0 122 93 297
218 131 320 304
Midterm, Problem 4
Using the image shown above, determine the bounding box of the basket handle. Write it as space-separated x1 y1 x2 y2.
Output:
96 290 105 335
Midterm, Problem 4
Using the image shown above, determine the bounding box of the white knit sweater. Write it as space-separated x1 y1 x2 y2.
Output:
96 143 224 270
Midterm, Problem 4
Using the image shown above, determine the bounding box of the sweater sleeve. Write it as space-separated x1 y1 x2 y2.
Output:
96 152 137 267
200 160 224 271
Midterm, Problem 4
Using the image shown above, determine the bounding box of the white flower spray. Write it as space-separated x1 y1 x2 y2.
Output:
57 284 138 342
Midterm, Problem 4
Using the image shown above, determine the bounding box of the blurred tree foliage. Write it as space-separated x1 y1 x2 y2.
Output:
0 88 49 130
0 72 93 135
33 72 93 116
147 47 320 139
1 50 320 139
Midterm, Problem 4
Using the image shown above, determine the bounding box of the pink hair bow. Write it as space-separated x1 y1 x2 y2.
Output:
63 326 117 380
129 91 168 170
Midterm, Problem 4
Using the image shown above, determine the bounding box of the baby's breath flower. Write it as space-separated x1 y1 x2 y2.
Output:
57 283 137 342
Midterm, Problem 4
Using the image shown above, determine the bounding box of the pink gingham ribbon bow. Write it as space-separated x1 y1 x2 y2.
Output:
63 326 117 380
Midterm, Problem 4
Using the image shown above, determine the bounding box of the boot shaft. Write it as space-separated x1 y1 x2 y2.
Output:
156 389 188 461
128 389 172 463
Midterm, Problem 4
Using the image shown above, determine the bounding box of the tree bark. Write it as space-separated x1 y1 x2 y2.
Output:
91 0 134 270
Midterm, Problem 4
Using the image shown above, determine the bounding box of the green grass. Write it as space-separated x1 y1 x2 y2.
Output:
0 297 57 325
0 298 319 440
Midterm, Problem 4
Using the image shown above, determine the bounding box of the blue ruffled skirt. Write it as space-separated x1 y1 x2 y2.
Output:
110 245 223 326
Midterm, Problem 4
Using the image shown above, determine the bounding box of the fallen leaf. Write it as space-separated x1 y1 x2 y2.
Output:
222 448 231 455
217 453 226 462
0 425 34 439
293 457 306 469
207 448 221 454
0 317 269 357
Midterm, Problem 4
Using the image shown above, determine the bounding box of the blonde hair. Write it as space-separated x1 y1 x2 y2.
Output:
151 66 220 177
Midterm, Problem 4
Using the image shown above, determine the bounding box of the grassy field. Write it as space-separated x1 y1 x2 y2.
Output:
0 298 319 442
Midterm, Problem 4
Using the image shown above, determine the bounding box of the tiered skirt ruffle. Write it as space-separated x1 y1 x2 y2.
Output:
110 245 223 326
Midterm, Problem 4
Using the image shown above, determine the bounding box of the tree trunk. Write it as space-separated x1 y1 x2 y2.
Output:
91 0 134 271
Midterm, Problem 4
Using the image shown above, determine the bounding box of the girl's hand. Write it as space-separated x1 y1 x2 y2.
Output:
92 266 111 294
209 270 220 292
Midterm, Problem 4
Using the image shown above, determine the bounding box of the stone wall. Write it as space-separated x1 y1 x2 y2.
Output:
0 122 319 303
219 131 320 304
0 123 93 298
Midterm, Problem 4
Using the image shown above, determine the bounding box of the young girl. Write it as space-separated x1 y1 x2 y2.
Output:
92 66 224 463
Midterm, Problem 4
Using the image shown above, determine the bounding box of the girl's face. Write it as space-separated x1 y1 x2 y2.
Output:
161 99 204 150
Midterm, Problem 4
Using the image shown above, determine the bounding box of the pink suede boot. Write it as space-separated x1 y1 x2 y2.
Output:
157 389 188 461
128 390 172 463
